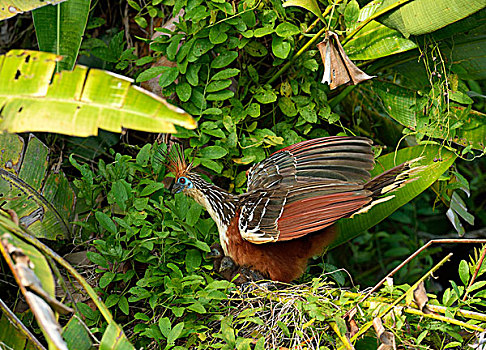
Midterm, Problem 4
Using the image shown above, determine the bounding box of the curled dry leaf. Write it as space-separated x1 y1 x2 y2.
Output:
317 31 375 90
413 280 432 314
372 317 396 350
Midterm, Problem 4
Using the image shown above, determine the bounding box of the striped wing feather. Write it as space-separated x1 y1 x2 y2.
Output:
247 136 374 190
239 136 376 243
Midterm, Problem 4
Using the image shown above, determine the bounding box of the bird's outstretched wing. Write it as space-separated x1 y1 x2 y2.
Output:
246 136 374 190
239 136 376 243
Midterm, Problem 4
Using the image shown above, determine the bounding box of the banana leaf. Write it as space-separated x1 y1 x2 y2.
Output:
0 50 196 137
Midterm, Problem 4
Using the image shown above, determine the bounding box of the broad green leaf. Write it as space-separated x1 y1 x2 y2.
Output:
211 51 239 69
0 227 55 297
207 79 232 93
0 50 196 136
32 0 90 71
275 22 300 37
0 133 74 239
176 81 192 102
167 322 184 345
333 144 456 247
283 0 324 21
0 0 67 20
344 20 416 60
100 322 135 350
63 316 93 350
272 36 291 59
377 0 486 37
0 312 40 350
212 68 240 80
95 211 117 234
199 146 228 159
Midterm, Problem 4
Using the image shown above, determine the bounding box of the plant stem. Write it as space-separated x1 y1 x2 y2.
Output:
463 244 486 301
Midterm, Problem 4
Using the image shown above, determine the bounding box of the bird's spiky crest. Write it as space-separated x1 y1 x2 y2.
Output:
166 143 193 178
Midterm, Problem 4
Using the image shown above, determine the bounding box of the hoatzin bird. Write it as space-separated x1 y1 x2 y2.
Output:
168 136 418 283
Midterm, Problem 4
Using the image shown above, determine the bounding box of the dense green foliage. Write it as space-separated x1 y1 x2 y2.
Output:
0 0 486 349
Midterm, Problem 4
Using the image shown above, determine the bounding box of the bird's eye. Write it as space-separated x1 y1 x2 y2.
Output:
179 177 186 184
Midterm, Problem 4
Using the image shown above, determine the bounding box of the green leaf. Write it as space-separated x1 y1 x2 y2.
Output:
343 2 417 60
0 50 196 136
167 322 184 345
185 249 202 272
111 180 128 211
199 146 228 159
187 302 206 313
209 26 228 44
254 26 275 37
87 252 109 268
206 90 235 101
272 36 291 59
95 211 117 234
1 0 66 20
344 0 360 29
275 22 300 37
100 322 135 350
118 295 129 315
298 103 317 123
32 0 90 71
278 97 298 117
140 182 165 196
176 82 192 102
221 317 236 346
333 145 457 247
200 158 223 173
158 66 179 87
212 68 240 80
254 89 277 104
244 41 268 57
206 79 232 93
99 272 116 289
211 51 239 69
377 0 486 37
0 133 74 239
458 260 470 286
283 0 324 21
159 317 171 338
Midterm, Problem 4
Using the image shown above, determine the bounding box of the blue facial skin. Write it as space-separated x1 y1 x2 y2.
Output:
172 176 193 194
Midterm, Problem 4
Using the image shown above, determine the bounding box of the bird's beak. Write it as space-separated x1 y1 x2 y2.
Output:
171 182 184 194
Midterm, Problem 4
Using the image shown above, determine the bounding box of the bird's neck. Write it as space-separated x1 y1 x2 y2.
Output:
184 176 238 253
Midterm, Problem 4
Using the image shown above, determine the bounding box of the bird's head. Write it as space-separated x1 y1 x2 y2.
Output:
164 144 207 203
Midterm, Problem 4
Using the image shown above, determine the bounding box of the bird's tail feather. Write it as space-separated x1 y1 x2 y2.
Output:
350 157 424 217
